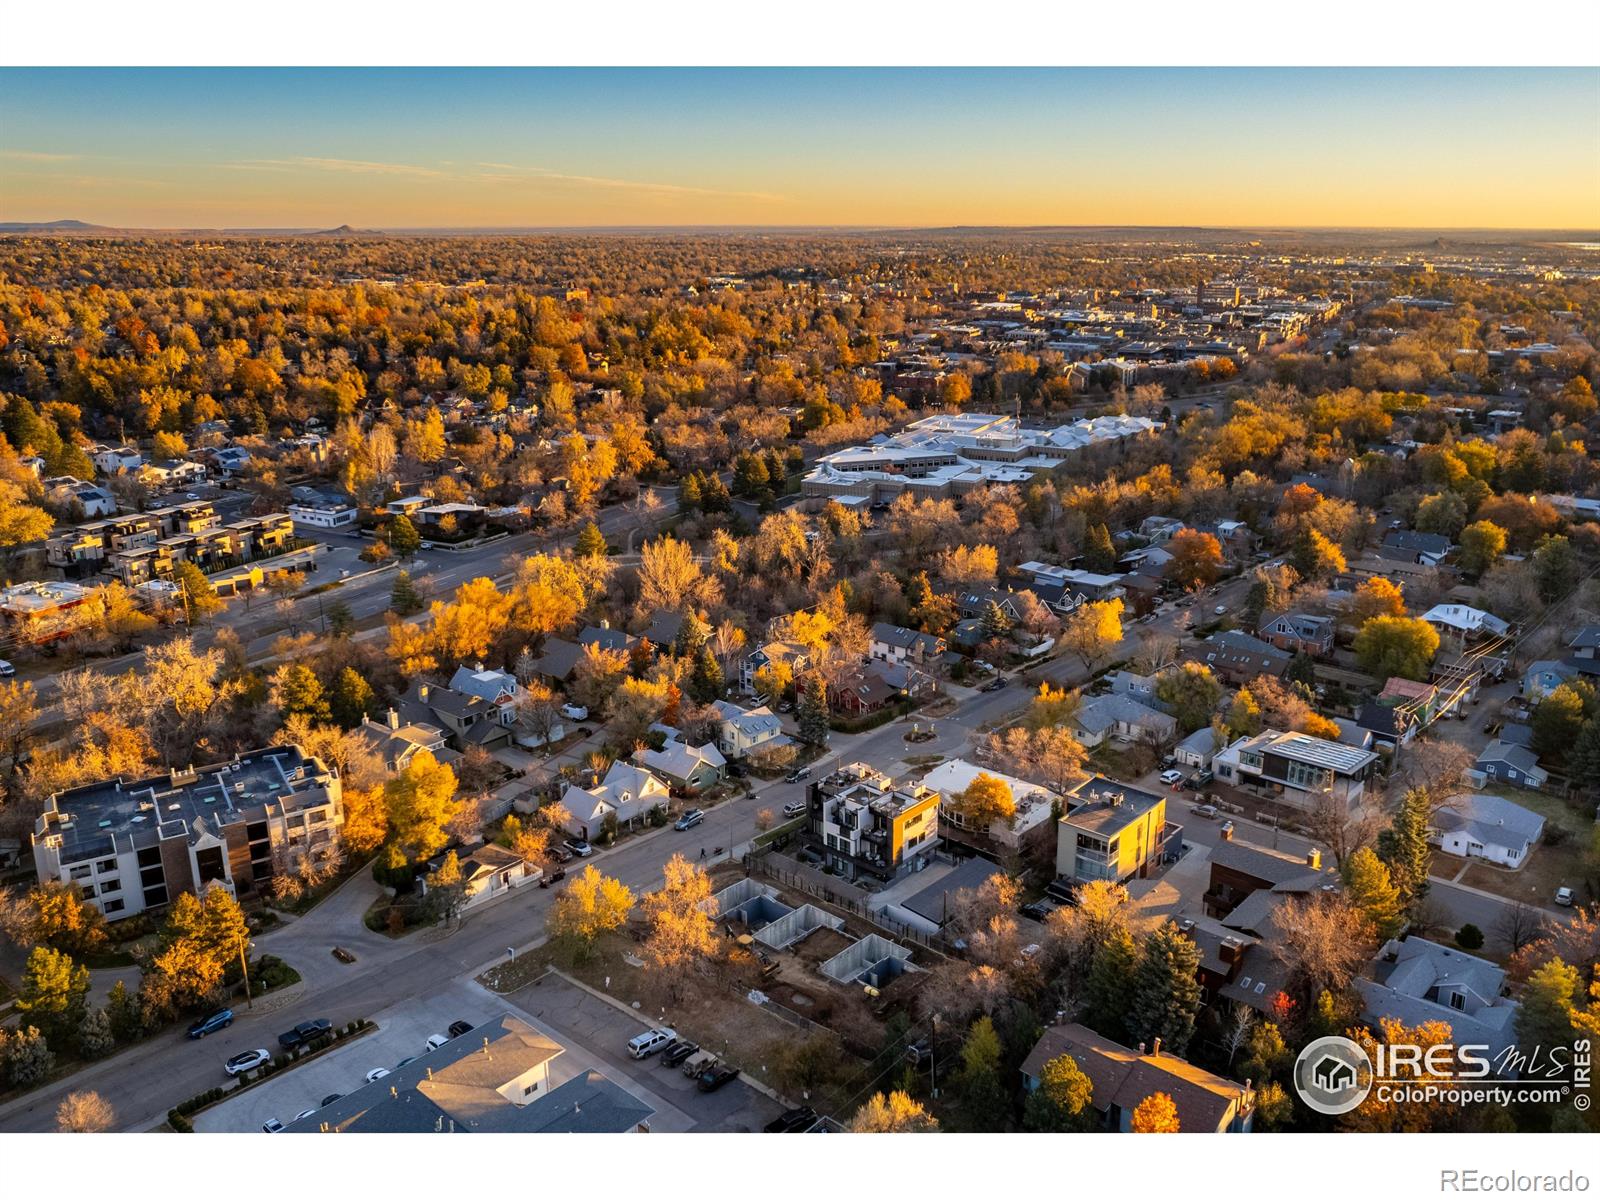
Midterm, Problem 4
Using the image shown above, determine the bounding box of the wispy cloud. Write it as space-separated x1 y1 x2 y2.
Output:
225 156 449 179
474 162 784 203
0 150 83 162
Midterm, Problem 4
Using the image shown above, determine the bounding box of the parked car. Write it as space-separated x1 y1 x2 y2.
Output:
981 677 1008 692
225 1048 271 1077
320 1093 342 1107
697 1063 740 1092
1159 769 1185 786
1555 887 1575 907
674 809 705 831
782 799 807 819
186 1008 234 1039
365 1067 391 1083
262 1117 285 1133
560 703 589 721
447 1021 474 1038
293 1108 318 1122
765 1105 818 1133
1044 879 1079 906
1019 900 1057 922
662 1040 700 1067
0 659 13 677
540 865 566 887
785 767 811 783
680 1049 717 1077
548 845 573 863
331 946 356 963
627 1027 677 1059
1214 604 1228 615
185 492 201 500
1191 803 1219 820
426 1033 451 1051
564 838 593 857
395 1055 420 1068
278 1018 333 1049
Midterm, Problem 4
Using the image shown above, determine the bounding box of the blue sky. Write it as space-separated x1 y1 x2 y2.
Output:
2 68 1596 228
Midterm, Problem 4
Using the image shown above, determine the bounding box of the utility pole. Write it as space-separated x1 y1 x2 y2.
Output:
238 935 253 1009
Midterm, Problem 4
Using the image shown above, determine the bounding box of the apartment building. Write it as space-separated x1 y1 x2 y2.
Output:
1056 776 1177 885
31 745 344 920
46 501 297 585
802 761 939 883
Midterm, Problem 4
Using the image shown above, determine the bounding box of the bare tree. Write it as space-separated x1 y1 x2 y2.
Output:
1269 894 1378 1005
1222 1001 1258 1066
56 1091 116 1133
1393 739 1473 801
1305 796 1383 871
1494 900 1546 955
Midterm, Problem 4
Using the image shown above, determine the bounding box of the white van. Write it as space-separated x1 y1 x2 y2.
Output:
627 1027 676 1059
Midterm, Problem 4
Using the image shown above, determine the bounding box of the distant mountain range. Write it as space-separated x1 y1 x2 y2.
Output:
0 219 112 232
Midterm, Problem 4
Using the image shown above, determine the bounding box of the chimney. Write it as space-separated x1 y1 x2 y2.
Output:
1306 848 1322 871
387 708 400 731
1138 1042 1146 1054
1152 1037 1162 1057
419 684 430 702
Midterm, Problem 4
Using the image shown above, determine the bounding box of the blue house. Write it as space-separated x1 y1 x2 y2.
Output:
1474 740 1549 790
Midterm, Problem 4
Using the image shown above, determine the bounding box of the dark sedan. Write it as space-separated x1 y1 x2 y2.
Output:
697 1063 739 1092
277 1018 333 1049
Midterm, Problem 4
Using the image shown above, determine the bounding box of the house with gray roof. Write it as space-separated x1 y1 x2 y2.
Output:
530 637 584 684
1211 729 1379 812
633 738 726 793
1173 726 1220 769
1071 693 1178 748
710 699 789 760
1521 659 1577 700
1188 629 1291 685
1356 938 1519 1060
1474 740 1549 791
559 761 672 839
285 1013 654 1133
1431 793 1545 867
870 622 946 666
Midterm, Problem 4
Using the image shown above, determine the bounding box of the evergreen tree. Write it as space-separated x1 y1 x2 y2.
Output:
330 667 378 729
1285 652 1318 690
173 560 222 623
1083 522 1117 573
390 570 423 616
674 611 711 658
325 599 355 638
275 663 330 722
1377 787 1432 907
575 520 608 559
797 672 830 746
952 1016 1009 1132
678 473 702 513
733 451 770 498
688 644 725 704
1569 719 1600 798
387 513 422 557
764 448 788 493
1126 923 1203 1056
1342 847 1404 940
1 1025 55 1088
699 473 731 513
75 1006 115 1060
106 980 142 1044
1023 1052 1095 1131
1083 927 1140 1043
1516 958 1580 1054
979 599 1012 639
16 946 91 1043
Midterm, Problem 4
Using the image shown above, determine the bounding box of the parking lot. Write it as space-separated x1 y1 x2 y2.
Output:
507 974 786 1132
193 972 783 1133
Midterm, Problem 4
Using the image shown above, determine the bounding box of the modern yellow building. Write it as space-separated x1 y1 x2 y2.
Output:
1055 776 1177 885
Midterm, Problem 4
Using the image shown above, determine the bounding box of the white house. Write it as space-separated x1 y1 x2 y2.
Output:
1173 726 1219 769
559 762 672 838
288 490 359 529
441 843 541 913
1430 793 1546 867
920 757 1060 850
91 444 144 476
